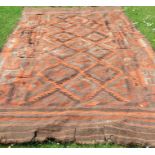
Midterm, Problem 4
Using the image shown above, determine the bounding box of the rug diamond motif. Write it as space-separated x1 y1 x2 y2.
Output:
1 7 155 146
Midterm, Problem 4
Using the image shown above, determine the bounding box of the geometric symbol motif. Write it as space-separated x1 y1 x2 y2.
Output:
86 32 105 42
87 46 112 58
37 37 62 52
66 25 93 37
65 37 94 51
53 32 75 42
35 54 59 72
63 75 100 101
84 21 99 29
86 64 119 83
83 90 120 107
37 90 77 107
103 52 122 71
66 16 88 24
26 77 56 103
105 77 130 101
43 65 78 84
98 37 118 49
55 21 72 29
65 53 97 70
50 46 76 59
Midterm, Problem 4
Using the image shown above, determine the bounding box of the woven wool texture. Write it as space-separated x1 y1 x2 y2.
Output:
0 7 155 146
